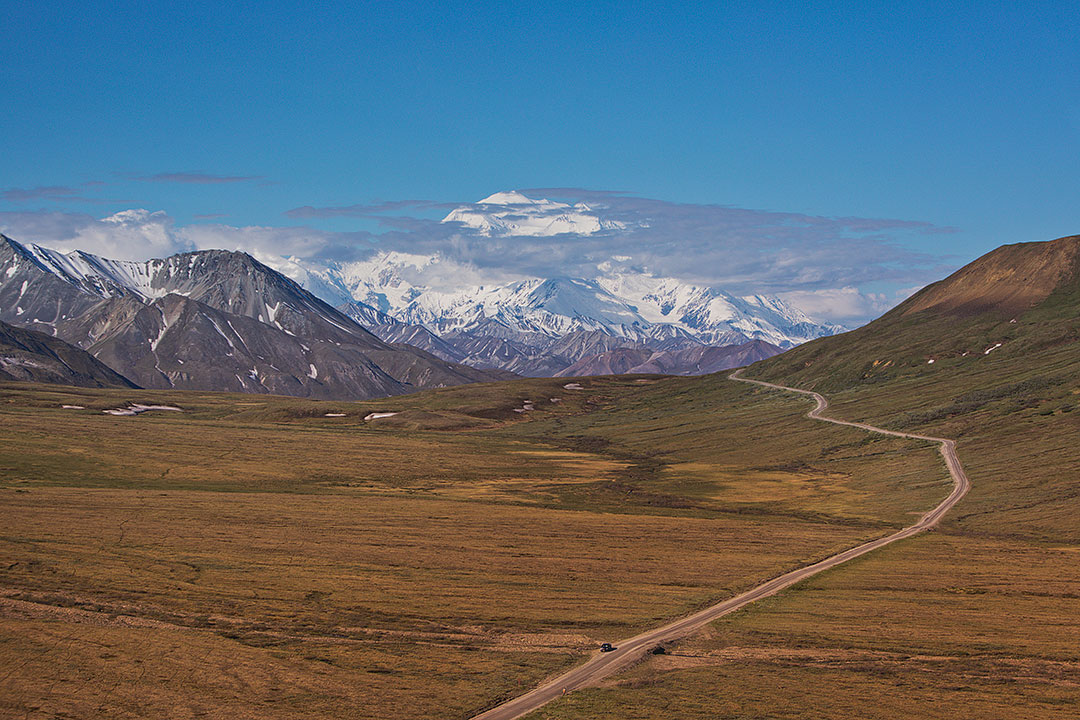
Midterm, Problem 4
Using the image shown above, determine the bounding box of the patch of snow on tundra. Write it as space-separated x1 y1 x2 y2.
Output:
364 412 398 420
103 404 183 416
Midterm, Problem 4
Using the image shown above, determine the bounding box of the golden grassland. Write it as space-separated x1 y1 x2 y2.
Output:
523 533 1080 720
0 373 951 719
520 298 1080 718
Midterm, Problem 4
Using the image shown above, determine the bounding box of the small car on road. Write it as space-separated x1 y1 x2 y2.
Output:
599 643 615 652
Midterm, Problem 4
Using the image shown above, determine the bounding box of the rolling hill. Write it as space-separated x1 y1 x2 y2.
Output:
523 234 1080 719
744 234 1080 540
746 233 1080 393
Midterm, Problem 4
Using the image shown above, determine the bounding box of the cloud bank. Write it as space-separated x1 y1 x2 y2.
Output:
0 189 957 323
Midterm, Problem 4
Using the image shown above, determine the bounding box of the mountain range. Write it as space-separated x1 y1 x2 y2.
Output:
257 192 844 377
0 234 505 399
0 192 845 394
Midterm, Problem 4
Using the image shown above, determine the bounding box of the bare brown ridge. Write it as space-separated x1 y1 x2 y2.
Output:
898 234 1080 318
469 369 970 720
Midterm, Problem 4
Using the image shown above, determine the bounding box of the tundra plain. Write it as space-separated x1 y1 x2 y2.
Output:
0 373 950 719
523 243 1080 719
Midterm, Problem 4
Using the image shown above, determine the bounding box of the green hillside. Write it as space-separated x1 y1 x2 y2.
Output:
527 236 1080 719
746 234 1080 542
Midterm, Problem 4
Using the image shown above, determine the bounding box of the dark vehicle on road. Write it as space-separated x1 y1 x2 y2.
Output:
599 643 615 652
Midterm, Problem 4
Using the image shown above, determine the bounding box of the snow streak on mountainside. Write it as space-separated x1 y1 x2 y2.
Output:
0 234 503 399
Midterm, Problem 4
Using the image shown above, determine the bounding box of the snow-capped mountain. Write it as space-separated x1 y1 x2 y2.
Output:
0 234 504 398
594 273 839 348
287 250 841 350
261 245 842 376
267 190 842 355
442 191 627 236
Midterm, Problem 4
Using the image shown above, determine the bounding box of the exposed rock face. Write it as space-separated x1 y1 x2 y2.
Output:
0 319 136 388
0 235 505 399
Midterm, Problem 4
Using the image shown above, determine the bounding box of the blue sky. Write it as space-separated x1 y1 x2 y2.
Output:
2 1 1078 323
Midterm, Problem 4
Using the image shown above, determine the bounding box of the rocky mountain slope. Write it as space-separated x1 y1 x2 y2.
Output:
0 234 504 398
0 319 136 388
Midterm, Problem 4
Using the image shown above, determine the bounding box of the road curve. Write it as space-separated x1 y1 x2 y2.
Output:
470 369 970 720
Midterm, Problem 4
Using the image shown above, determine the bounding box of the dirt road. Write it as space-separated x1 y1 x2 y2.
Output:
470 370 970 720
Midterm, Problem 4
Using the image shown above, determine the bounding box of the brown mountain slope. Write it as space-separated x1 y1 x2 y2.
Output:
746 234 1080 395
0 320 136 388
69 293 407 398
898 234 1080 317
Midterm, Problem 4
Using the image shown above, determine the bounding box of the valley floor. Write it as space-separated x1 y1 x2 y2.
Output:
1 369 1076 718
523 533 1080 720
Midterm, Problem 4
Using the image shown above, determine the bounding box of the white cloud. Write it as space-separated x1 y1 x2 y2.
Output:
0 209 193 260
179 222 334 259
778 286 894 324
0 209 335 264
1 190 956 313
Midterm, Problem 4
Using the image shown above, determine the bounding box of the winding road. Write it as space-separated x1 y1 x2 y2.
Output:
470 370 970 720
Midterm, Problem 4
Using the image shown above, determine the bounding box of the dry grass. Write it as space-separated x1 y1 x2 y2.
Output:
524 532 1080 719
0 373 953 719
522 270 1080 719
0 485 877 719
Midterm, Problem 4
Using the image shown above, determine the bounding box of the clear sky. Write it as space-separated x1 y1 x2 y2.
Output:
2 1 1078 323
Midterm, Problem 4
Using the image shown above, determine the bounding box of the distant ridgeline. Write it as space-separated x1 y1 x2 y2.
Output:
0 231 846 395
0 234 504 399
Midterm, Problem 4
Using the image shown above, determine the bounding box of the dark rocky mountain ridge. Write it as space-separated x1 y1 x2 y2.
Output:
0 319 136 388
0 235 505 399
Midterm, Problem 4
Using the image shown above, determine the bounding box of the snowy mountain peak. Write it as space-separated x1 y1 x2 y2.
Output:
15 241 169 301
281 247 842 350
442 190 627 237
478 190 540 205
